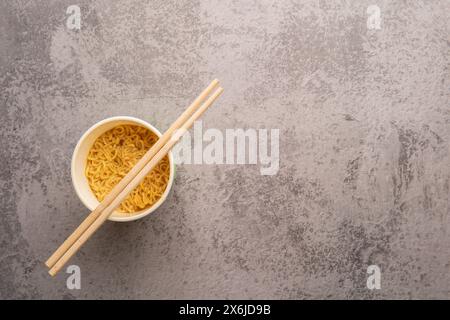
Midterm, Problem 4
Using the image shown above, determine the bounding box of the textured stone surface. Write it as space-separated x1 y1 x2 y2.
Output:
1 0 449 299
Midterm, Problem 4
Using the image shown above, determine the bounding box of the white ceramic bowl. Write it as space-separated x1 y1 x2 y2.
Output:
71 116 175 222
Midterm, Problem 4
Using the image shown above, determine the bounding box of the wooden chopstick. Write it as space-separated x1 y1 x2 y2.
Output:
45 79 219 270
49 87 223 276
48 86 224 276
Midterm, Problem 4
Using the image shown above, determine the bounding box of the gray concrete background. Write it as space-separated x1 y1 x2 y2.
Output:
1 0 449 299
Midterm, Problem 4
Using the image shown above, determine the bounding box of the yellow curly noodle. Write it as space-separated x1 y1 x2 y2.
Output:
85 124 170 214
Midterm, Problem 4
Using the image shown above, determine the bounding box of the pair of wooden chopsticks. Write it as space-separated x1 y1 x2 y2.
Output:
46 80 223 276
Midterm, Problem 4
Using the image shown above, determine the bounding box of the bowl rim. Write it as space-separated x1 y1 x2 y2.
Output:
71 116 175 222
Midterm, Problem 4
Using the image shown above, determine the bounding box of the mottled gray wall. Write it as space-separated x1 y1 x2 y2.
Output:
0 0 449 299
